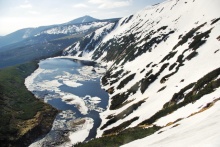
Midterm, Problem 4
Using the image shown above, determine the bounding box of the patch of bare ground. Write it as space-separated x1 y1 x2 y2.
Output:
187 98 220 118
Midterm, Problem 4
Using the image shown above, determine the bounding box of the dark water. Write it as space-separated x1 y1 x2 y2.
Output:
32 58 109 143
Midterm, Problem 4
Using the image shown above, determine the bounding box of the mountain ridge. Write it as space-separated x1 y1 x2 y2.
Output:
0 15 119 48
0 16 119 68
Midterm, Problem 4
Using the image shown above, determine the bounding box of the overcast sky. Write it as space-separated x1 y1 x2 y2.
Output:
0 0 165 36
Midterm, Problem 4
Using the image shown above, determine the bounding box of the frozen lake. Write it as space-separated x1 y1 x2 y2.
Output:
26 57 109 146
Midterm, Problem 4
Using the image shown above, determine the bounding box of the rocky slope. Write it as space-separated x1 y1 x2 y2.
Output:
64 0 220 146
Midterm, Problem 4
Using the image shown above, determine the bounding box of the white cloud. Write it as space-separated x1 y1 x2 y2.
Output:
88 0 103 4
100 1 131 9
73 3 89 8
19 3 32 8
90 10 98 13
88 0 132 9
28 10 40 15
109 11 117 14
24 0 29 3
19 0 32 9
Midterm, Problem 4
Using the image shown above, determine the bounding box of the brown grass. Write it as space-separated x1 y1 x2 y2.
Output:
188 98 220 118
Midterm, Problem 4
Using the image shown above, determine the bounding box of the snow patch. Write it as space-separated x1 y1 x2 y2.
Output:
69 118 94 145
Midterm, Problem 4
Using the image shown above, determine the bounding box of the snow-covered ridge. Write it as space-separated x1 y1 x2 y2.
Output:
37 22 109 35
63 22 116 59
63 0 220 146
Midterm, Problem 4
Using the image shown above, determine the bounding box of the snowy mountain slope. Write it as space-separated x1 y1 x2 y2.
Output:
37 21 109 35
64 0 220 146
63 22 117 58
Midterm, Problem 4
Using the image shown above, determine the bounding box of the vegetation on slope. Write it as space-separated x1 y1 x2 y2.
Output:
75 125 160 147
140 67 220 126
76 66 220 147
0 62 58 147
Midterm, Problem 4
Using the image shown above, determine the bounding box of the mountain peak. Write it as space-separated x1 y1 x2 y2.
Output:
65 15 99 25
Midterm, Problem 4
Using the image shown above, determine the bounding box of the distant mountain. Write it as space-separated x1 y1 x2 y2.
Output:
0 15 118 48
0 26 54 48
0 28 33 47
0 16 119 68
65 15 99 25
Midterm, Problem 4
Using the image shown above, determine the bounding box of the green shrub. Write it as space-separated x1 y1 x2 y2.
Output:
117 73 136 89
157 86 167 93
169 62 177 71
211 17 220 25
189 28 212 50
193 67 220 91
176 54 184 63
160 51 177 63
110 93 129 110
75 125 161 147
173 23 206 50
146 62 153 68
157 26 168 32
111 69 124 78
103 117 139 135
141 63 169 93
101 100 145 130
185 51 198 60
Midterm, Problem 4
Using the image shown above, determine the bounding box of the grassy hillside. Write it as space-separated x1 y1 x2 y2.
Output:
0 62 58 147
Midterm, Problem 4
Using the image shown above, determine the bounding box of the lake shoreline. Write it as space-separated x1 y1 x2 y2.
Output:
26 57 109 146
